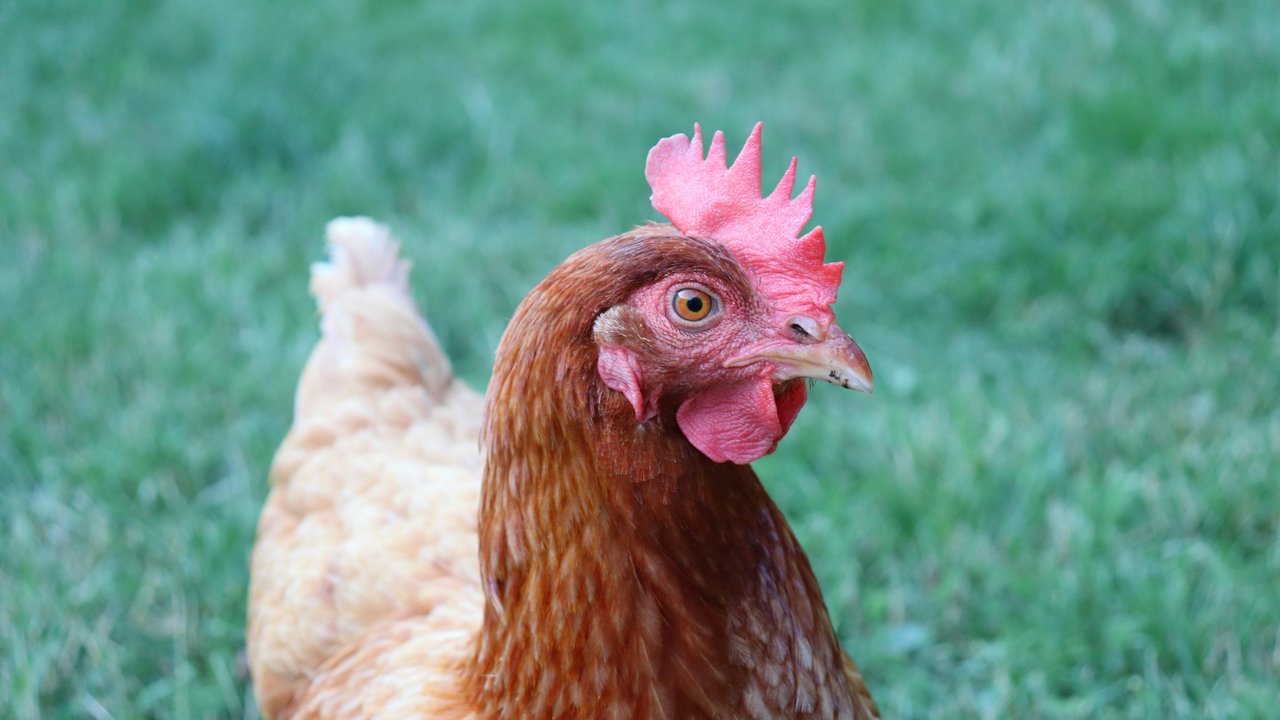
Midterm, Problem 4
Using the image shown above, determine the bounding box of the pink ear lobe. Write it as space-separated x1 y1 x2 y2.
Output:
597 345 653 422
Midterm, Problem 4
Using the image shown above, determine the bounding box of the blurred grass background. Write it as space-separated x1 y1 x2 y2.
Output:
1 0 1277 717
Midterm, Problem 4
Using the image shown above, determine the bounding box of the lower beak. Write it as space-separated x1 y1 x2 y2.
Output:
727 325 874 394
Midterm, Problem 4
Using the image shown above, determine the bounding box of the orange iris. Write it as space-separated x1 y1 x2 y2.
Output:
673 287 713 322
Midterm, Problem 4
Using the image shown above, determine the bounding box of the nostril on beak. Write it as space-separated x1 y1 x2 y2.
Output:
786 315 824 344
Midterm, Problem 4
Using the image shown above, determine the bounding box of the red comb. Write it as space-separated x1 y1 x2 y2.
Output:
645 123 843 317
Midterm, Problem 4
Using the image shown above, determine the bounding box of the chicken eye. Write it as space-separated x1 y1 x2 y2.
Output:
670 286 718 326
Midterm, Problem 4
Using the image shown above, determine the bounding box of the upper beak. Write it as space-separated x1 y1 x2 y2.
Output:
726 323 874 394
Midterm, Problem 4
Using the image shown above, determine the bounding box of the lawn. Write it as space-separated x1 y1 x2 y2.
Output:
1 0 1277 717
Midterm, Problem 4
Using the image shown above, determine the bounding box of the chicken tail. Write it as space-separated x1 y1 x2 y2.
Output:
293 217 455 418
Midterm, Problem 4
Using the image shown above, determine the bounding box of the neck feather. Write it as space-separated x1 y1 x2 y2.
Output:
464 231 858 719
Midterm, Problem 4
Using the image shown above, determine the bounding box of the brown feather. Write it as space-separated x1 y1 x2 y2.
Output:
467 225 879 719
250 220 879 719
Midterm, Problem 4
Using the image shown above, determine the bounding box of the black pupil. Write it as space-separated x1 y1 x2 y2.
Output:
685 295 704 313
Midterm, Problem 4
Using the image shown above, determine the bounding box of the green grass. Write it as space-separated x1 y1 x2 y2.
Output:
2 0 1277 717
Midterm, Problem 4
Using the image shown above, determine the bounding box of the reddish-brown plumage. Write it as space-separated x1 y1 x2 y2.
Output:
250 125 880 716
467 225 879 719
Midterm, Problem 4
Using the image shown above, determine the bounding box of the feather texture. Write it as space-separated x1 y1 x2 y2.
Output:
248 220 879 719
248 218 483 719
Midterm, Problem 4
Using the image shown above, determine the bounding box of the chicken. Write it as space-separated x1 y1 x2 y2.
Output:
248 124 878 719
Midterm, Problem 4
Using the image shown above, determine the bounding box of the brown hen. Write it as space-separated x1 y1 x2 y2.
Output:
248 125 878 719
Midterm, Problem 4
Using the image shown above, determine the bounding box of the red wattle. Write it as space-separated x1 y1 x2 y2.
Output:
676 375 807 464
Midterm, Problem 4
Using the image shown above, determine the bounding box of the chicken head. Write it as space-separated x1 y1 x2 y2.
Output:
593 124 872 465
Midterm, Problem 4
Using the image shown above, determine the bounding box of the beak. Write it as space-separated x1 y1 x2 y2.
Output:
726 323 874 394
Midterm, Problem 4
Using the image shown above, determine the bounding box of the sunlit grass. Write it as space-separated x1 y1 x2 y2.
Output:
2 0 1277 717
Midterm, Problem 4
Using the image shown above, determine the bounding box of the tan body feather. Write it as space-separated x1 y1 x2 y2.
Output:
248 219 482 719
